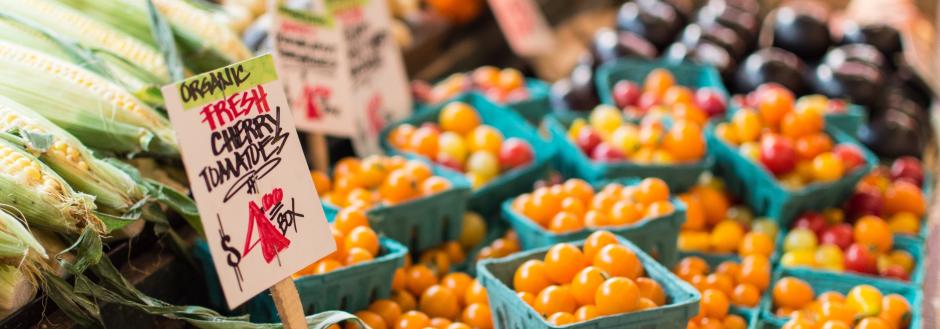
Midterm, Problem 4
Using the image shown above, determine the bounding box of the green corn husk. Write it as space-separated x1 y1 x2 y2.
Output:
0 14 165 106
0 0 170 81
0 40 178 156
56 0 252 74
0 209 46 262
0 96 146 215
0 266 36 316
0 137 100 234
0 208 47 314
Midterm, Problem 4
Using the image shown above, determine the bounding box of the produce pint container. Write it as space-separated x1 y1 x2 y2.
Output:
678 251 770 318
823 104 866 137
594 58 729 107
477 236 701 329
321 162 471 252
546 115 712 192
502 179 687 267
758 267 922 328
706 125 877 227
381 93 556 216
193 237 407 323
420 78 551 125
772 230 925 286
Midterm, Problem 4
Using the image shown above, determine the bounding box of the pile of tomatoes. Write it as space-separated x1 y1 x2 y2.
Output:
351 259 493 329
418 67 532 105
609 69 727 122
510 178 676 233
312 156 452 208
733 86 851 117
294 208 383 277
677 177 779 257
781 213 917 281
387 102 535 189
511 231 670 325
773 278 912 329
845 157 927 236
714 84 868 189
674 255 771 327
568 105 707 163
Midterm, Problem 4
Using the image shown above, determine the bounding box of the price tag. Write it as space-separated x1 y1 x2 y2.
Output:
328 0 413 155
161 55 334 309
271 0 358 137
488 0 555 56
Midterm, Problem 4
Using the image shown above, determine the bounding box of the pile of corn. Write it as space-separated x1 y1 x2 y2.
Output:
0 0 252 319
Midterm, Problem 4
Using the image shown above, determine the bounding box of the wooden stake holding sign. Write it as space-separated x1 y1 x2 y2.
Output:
160 55 334 328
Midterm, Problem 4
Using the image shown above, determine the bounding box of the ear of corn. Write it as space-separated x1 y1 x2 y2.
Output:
0 40 178 156
0 15 165 106
0 266 36 314
0 137 100 234
0 96 145 214
55 0 253 74
1 0 170 81
150 0 253 68
0 209 46 261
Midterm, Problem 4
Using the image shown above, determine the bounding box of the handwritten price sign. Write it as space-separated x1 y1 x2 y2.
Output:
161 55 334 308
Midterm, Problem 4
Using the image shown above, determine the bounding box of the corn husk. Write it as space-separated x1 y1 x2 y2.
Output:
56 0 252 74
1 0 170 81
0 14 165 104
0 40 177 156
0 137 99 234
0 96 145 214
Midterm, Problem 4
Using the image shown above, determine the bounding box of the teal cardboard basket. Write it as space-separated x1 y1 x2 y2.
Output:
504 79 551 124
773 230 925 286
678 252 770 319
477 236 701 329
759 267 922 328
193 237 408 323
546 115 713 192
380 93 556 216
321 162 471 253
595 58 729 107
706 125 877 228
824 104 867 137
502 180 686 267
419 78 551 125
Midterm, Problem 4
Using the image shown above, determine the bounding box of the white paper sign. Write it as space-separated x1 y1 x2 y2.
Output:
328 0 413 155
272 1 358 137
488 0 555 56
272 0 413 155
161 55 335 308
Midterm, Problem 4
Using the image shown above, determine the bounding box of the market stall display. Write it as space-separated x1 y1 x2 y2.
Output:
0 0 935 328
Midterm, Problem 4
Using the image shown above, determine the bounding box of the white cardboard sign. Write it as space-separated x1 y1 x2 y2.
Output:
272 0 413 155
329 0 413 155
161 54 335 308
272 1 358 137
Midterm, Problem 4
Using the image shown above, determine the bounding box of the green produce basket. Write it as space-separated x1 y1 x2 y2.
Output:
502 180 686 267
759 267 922 328
595 58 729 107
477 236 700 329
706 125 877 228
678 252 770 320
773 230 925 286
420 78 551 125
321 162 471 252
504 79 551 124
452 219 509 275
824 104 867 137
193 237 408 323
381 93 556 216
546 115 712 192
